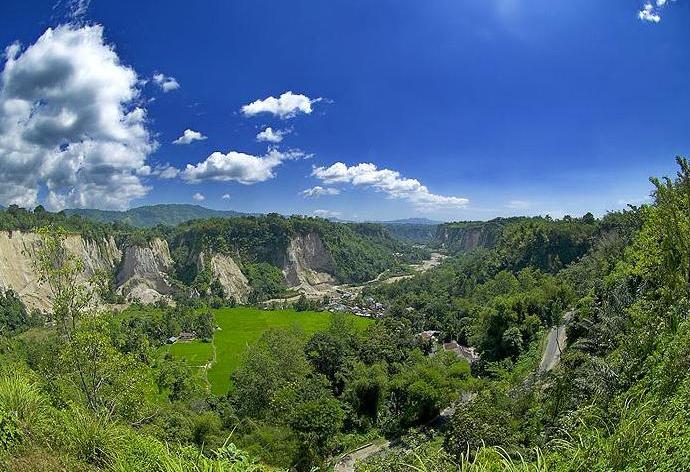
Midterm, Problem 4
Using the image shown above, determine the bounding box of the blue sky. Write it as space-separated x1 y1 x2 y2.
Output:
0 0 688 221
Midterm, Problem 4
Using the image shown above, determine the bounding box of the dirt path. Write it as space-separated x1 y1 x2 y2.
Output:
538 311 573 372
333 441 391 472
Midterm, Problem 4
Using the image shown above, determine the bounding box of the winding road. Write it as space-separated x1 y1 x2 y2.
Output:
538 311 573 372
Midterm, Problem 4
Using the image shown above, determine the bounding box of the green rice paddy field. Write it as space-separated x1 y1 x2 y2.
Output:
160 307 373 395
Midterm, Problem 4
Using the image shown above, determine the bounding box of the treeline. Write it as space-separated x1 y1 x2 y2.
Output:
0 204 126 241
0 296 471 470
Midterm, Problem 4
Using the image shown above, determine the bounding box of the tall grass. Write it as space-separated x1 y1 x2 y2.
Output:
0 373 48 439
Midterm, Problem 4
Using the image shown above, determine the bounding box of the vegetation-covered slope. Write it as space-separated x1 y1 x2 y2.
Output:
357 158 690 471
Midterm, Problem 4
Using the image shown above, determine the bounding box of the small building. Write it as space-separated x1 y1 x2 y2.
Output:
167 336 178 344
178 332 197 342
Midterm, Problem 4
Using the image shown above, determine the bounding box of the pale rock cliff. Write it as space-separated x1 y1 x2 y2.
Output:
116 238 174 304
0 231 121 311
197 252 250 303
282 232 336 296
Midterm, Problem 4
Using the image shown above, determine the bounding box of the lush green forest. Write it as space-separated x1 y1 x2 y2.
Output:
2 159 690 470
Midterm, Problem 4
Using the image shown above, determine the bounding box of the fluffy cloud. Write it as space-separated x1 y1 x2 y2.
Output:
638 0 675 22
182 148 305 185
256 127 289 143
153 73 180 92
638 3 661 22
192 192 205 201
301 186 340 197
172 128 207 145
241 91 319 119
312 162 468 209
0 24 157 210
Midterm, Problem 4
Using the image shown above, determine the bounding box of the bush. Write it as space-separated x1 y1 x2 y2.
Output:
59 408 124 467
0 373 48 441
0 407 22 452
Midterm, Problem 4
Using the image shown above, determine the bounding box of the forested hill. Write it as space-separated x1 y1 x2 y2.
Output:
359 159 690 471
64 204 249 227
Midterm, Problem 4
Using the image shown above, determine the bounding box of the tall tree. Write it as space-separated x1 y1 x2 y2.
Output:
30 226 91 338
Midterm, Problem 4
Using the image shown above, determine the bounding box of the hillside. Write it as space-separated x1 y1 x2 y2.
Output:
65 204 248 227
0 207 425 308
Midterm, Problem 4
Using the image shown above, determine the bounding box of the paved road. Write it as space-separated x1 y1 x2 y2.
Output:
538 311 573 372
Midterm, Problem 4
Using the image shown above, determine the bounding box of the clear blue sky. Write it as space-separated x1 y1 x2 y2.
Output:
0 0 688 221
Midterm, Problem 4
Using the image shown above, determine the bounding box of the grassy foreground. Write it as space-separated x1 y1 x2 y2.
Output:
163 307 373 395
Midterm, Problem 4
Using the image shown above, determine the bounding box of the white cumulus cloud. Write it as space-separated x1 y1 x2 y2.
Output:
192 192 205 202
256 126 289 143
312 162 468 209
301 186 340 197
637 0 676 22
153 73 180 92
181 148 305 185
0 24 157 210
172 128 207 145
241 91 319 119
638 3 661 22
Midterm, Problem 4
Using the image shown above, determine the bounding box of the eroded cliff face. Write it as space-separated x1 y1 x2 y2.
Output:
0 229 348 309
283 232 336 295
434 221 505 253
116 238 174 305
197 252 250 303
0 231 121 311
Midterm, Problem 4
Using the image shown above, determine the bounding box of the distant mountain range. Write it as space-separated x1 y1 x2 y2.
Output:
64 204 248 227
